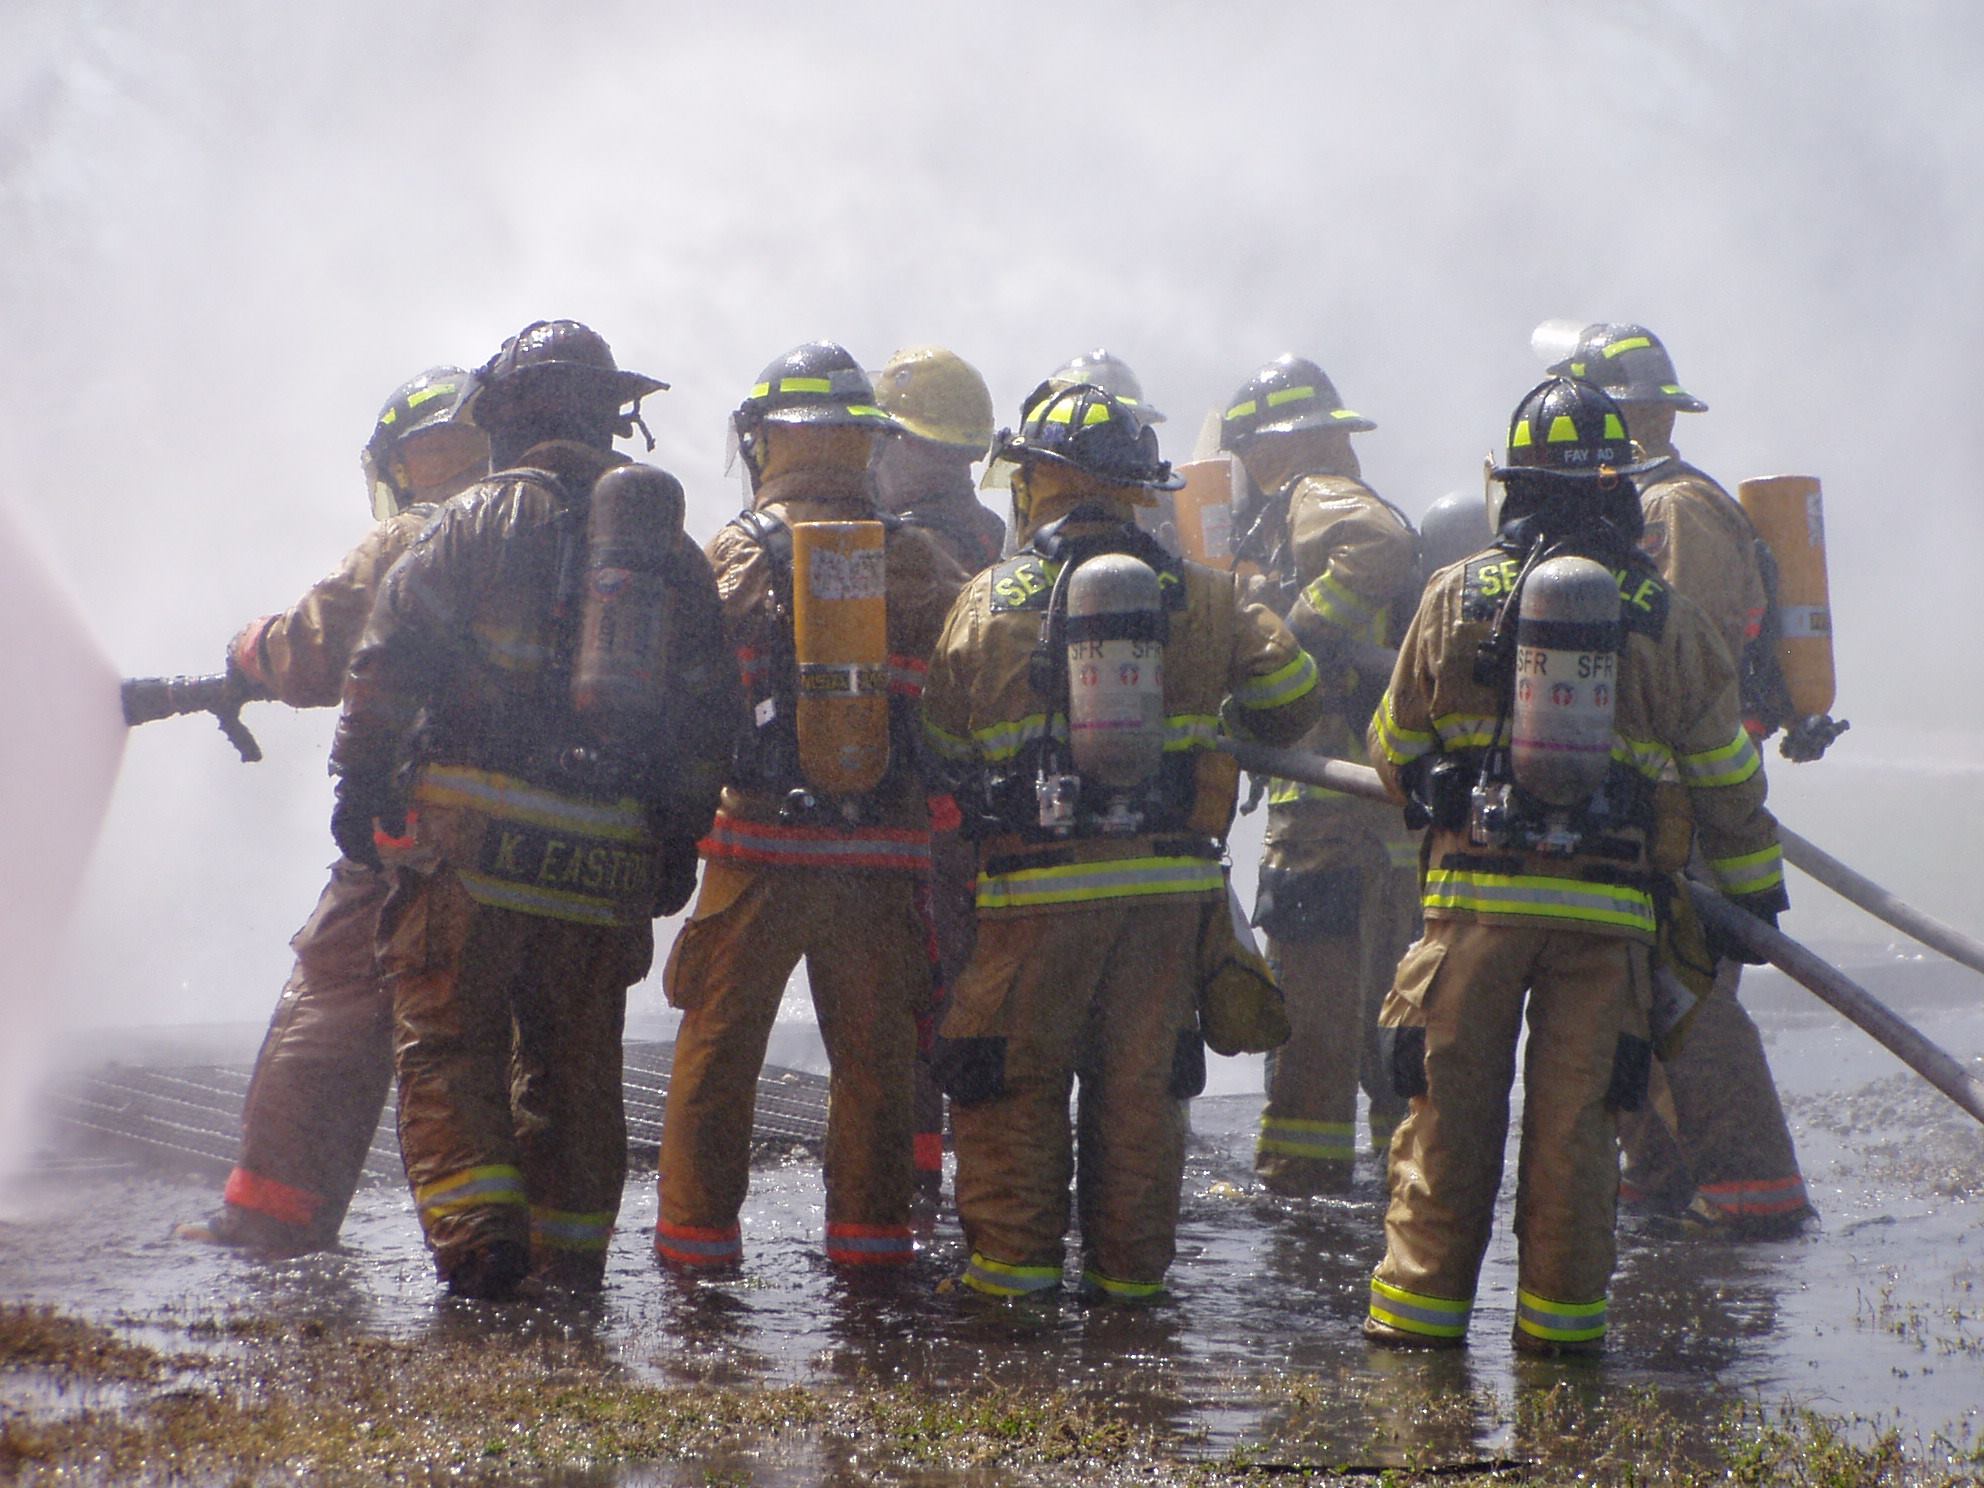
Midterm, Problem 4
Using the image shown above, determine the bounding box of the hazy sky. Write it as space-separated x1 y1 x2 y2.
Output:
5 2 1982 1034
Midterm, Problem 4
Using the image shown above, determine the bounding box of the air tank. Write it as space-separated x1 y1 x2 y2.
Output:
1510 555 1620 806
790 520 891 796
1168 456 1244 570
1064 553 1166 788
571 464 684 743
1738 474 1835 718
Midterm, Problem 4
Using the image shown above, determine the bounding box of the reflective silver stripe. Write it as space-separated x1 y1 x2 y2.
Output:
530 1209 614 1252
976 855 1223 910
1423 868 1656 936
1708 843 1785 896
1258 1117 1355 1161
654 1225 742 1259
455 869 628 926
1515 1288 1606 1341
825 1230 914 1256
416 1166 526 1218
1677 728 1761 788
417 765 648 839
963 1253 1061 1296
1373 693 1436 764
1234 650 1320 710
1780 604 1829 637
1368 1277 1471 1337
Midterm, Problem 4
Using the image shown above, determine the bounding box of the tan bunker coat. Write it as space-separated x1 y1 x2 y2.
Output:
218 502 435 1244
333 440 736 1287
923 514 1322 1297
1363 536 1784 1349
655 467 966 1269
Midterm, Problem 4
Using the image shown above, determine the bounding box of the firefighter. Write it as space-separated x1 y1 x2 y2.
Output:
329 319 737 1298
872 344 1005 1196
1220 356 1423 1192
923 380 1323 1300
1363 377 1788 1354
654 342 967 1272
1550 323 1815 1236
176 368 489 1254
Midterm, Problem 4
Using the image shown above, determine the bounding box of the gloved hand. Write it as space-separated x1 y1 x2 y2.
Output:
651 834 702 918
1703 892 1781 968
330 773 395 871
1779 713 1850 763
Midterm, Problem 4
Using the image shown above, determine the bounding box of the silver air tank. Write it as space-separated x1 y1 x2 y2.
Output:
1064 553 1167 788
1510 555 1620 806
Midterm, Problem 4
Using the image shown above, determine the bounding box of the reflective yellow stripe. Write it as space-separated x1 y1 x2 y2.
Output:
405 382 457 409
1602 336 1652 359
1163 714 1221 752
1266 385 1316 409
1546 415 1580 444
1372 693 1435 765
1433 712 1502 751
1081 1268 1165 1300
530 1207 615 1253
1224 399 1258 420
1512 421 1534 449
1234 650 1320 711
969 712 1056 762
779 376 833 394
977 855 1223 910
1330 407 1367 422
1678 728 1761 788
1259 1116 1355 1161
1709 842 1785 896
1612 736 1673 780
416 1165 527 1219
1424 867 1656 935
454 869 632 925
1369 1277 1471 1338
963 1252 1060 1296
1300 568 1383 635
845 404 888 419
1603 412 1626 440
1045 400 1113 426
1516 1287 1606 1342
923 717 976 762
415 766 647 841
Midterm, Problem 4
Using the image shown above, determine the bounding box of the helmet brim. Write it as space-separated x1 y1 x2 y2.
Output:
991 439 1186 492
1249 406 1377 438
1488 451 1671 482
757 402 900 431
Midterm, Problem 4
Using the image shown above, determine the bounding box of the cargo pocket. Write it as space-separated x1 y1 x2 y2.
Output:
932 1036 1007 1106
1604 1032 1653 1113
660 862 751 1012
1376 1025 1429 1100
1252 866 1363 942
1169 1028 1208 1099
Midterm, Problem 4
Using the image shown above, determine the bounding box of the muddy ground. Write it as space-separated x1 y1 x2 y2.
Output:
2 950 1980 1485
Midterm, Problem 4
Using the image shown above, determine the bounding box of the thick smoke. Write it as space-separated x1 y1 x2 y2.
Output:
2 2 1980 1045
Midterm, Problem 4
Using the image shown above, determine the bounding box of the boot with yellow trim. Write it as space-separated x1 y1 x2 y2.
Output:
1361 1314 1467 1350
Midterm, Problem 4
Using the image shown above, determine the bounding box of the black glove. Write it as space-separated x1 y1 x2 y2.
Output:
1703 893 1781 968
1779 714 1849 764
331 773 393 870
651 834 702 918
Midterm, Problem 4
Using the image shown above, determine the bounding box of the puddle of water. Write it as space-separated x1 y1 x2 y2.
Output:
2 953 1980 1475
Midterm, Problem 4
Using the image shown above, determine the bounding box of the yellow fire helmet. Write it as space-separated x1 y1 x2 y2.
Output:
873 345 995 454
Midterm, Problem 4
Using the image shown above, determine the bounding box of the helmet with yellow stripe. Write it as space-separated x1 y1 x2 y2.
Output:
1217 354 1374 451
1490 377 1664 483
1546 323 1706 413
991 381 1184 491
360 366 487 519
1046 349 1165 426
736 342 900 432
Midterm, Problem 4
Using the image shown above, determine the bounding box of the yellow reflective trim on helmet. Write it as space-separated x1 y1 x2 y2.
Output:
1331 407 1364 421
1662 384 1685 395
1546 415 1580 443
1224 399 1259 420
1569 361 1588 377
1511 421 1534 448
779 376 833 395
406 383 457 409
845 404 888 419
750 382 772 399
1602 336 1653 359
380 408 399 426
1083 401 1112 425
1266 385 1316 409
1603 413 1626 439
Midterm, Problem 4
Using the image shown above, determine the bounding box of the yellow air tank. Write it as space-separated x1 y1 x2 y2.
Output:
789 520 890 795
1738 474 1835 718
1169 456 1244 570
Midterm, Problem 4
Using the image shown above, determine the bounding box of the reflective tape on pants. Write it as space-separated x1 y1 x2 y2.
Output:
1080 1268 1166 1302
1515 1287 1607 1343
415 1164 527 1221
1258 1116 1356 1163
654 1220 743 1267
962 1252 1060 1297
1368 1276 1472 1339
530 1206 614 1254
825 1223 914 1266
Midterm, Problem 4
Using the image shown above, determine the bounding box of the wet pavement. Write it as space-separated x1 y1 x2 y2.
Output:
3 947 1981 1478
